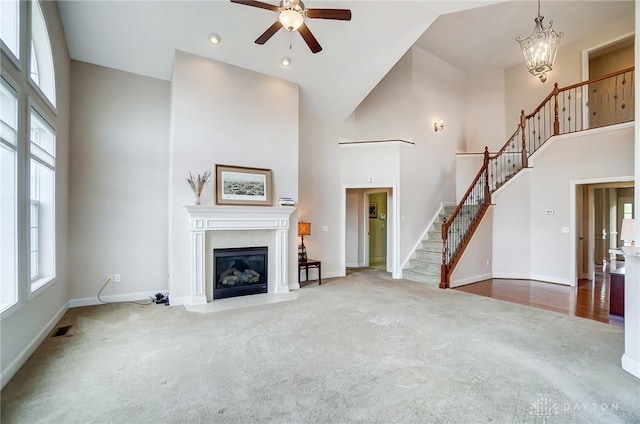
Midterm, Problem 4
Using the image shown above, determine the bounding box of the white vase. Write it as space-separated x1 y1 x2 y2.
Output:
194 196 201 205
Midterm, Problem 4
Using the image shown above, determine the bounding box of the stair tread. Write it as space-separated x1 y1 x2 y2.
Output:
410 257 441 266
403 267 439 277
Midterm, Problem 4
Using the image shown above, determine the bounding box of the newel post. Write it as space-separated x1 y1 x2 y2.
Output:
553 83 560 136
483 146 490 204
440 217 449 289
520 110 528 168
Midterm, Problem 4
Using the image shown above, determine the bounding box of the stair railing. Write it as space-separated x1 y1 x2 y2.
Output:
441 66 634 288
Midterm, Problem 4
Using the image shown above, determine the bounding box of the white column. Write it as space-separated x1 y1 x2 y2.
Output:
190 230 207 305
275 228 289 293
622 254 640 378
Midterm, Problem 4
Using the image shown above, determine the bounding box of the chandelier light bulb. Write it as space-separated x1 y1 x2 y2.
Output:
281 56 291 67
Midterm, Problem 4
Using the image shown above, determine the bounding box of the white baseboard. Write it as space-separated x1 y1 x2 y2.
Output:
490 272 572 286
622 354 640 379
288 281 301 291
69 290 166 308
346 262 360 268
167 296 190 307
1 301 69 390
530 274 572 286
492 272 531 280
450 273 492 288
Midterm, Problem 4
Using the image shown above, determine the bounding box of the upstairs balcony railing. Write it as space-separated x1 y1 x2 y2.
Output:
441 67 634 288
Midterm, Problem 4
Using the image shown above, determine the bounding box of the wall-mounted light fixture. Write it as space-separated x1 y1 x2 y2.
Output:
434 120 444 132
208 33 222 45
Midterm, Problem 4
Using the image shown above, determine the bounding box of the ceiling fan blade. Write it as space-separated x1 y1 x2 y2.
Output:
298 23 322 54
306 8 352 21
230 0 279 12
255 21 283 45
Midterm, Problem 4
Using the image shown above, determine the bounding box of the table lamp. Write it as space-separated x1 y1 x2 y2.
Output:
298 221 311 262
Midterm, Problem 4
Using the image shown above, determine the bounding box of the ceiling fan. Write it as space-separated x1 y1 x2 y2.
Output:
230 0 352 54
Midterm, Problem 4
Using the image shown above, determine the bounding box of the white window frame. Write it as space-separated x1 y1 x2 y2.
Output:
0 0 21 65
28 0 56 110
0 76 19 314
28 105 55 295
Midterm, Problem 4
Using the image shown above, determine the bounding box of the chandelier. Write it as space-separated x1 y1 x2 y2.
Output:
516 0 563 83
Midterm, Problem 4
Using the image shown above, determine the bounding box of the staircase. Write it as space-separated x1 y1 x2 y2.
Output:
403 206 455 286
408 67 635 289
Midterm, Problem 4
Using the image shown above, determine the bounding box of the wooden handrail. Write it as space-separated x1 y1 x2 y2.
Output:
440 66 634 289
558 66 634 92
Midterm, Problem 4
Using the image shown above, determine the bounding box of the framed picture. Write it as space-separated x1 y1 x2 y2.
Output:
215 164 273 206
369 202 378 219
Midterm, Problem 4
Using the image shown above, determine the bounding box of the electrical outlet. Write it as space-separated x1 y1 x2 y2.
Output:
107 274 114 282
114 274 121 282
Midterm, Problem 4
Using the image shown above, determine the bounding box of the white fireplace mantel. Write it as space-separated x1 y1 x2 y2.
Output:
185 205 296 305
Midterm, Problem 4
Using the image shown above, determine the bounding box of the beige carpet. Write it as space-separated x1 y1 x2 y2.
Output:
2 268 639 423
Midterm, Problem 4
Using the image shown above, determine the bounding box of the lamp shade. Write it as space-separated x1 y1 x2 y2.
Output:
298 221 311 236
620 218 635 243
279 9 304 31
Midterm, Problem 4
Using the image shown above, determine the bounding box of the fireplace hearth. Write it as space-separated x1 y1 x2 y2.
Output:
214 246 268 299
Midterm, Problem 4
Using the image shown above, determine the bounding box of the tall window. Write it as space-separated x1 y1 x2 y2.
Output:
29 109 55 292
0 78 18 311
30 0 55 107
0 0 20 59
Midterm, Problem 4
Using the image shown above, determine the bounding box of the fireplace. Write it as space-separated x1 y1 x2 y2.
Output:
214 246 268 299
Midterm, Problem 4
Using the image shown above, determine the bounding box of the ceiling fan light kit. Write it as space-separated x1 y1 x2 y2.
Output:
230 0 351 54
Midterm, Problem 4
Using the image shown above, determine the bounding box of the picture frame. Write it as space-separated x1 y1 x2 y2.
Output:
215 164 273 206
369 202 378 219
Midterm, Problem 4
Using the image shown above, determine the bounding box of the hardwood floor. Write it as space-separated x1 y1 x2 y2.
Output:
454 263 624 326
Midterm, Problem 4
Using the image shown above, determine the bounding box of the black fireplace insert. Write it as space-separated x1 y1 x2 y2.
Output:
213 246 268 299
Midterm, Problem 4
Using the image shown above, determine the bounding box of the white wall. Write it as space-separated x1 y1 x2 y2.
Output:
492 125 634 284
456 154 485 202
399 46 463 264
169 51 299 302
450 206 493 287
1 1 70 388
529 125 634 283
492 171 532 279
345 189 363 267
68 61 170 303
463 73 506 153
351 51 413 142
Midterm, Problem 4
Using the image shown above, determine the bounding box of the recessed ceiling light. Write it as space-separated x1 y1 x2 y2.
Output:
208 33 221 45
281 56 291 67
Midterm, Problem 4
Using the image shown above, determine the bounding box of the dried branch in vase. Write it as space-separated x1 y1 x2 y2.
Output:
186 171 211 196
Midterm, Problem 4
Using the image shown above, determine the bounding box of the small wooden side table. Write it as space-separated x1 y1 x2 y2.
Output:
299 259 322 285
609 267 625 317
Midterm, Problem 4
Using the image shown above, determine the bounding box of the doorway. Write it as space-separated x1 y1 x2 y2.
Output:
342 186 398 277
574 180 634 281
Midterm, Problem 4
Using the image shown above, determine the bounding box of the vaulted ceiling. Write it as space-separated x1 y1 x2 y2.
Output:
58 1 634 119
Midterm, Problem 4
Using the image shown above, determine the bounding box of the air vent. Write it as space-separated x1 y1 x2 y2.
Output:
52 325 72 337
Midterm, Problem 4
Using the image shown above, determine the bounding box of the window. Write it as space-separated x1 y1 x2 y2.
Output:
0 0 20 59
623 202 633 220
29 109 55 292
1 0 58 312
30 0 55 107
0 79 18 311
